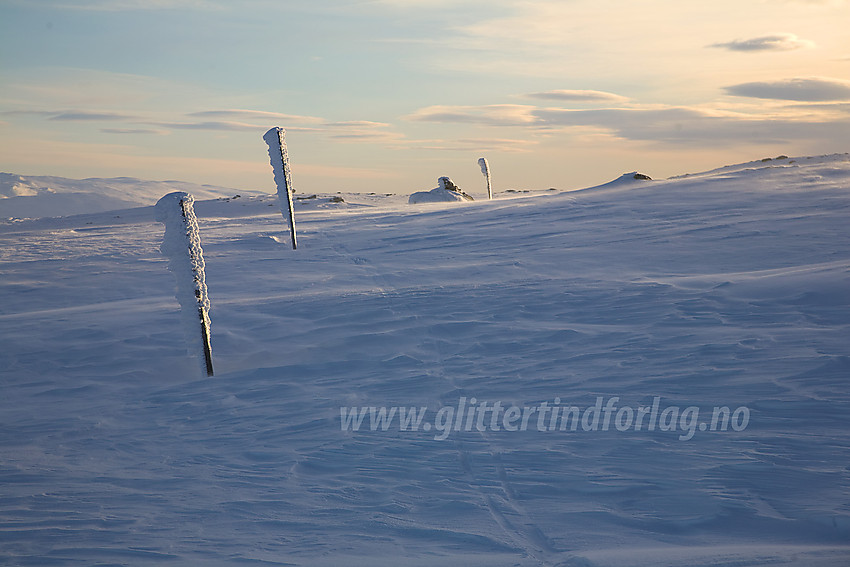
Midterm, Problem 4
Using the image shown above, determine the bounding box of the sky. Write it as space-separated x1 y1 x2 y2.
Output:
1 0 849 195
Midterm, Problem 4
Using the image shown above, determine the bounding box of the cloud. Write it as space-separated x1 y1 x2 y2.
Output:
49 111 136 121
406 104 715 140
725 77 850 101
42 0 222 11
533 106 724 143
405 104 538 126
535 106 850 145
147 114 402 141
323 120 392 129
785 102 850 113
3 109 137 122
316 120 404 143
329 129 406 143
329 132 404 142
177 113 394 136
404 99 850 148
5 103 403 144
187 109 324 124
523 90 629 103
4 107 261 132
101 128 166 135
780 0 847 5
150 120 266 131
1 110 58 117
710 33 815 52
396 137 538 153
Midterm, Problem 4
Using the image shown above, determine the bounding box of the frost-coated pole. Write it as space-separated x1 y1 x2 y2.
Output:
154 191 214 377
264 126 298 249
478 157 492 200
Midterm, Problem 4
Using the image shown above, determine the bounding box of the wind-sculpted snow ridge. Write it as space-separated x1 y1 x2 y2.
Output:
571 171 654 193
1 155 849 566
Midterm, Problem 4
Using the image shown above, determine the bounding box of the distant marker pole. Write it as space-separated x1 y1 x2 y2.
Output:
154 191 214 377
478 157 492 200
264 127 298 249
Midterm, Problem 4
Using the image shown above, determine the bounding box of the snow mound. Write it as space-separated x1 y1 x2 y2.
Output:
576 171 654 192
409 176 475 204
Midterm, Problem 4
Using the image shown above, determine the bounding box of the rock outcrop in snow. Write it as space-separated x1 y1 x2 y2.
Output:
409 176 474 204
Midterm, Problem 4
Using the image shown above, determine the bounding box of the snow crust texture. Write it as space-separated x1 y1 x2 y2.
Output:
1 154 849 566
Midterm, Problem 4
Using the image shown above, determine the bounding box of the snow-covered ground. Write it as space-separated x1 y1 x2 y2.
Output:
1 154 849 566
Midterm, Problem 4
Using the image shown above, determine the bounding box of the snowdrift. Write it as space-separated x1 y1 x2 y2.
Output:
1 154 849 566
575 171 653 193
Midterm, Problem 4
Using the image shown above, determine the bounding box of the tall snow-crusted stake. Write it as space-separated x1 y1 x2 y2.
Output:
264 127 298 249
155 192 214 377
478 157 492 200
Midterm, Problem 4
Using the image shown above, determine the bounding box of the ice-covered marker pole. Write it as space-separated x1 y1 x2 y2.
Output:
154 191 214 377
263 126 298 249
478 157 492 200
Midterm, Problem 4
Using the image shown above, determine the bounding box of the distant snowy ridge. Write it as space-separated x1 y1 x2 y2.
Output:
4 153 849 221
0 174 55 198
668 153 850 179
0 172 262 219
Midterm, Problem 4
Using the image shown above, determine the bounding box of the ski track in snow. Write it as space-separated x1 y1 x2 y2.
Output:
1 155 850 566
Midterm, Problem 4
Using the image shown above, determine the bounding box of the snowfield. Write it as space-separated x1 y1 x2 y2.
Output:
1 154 849 566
